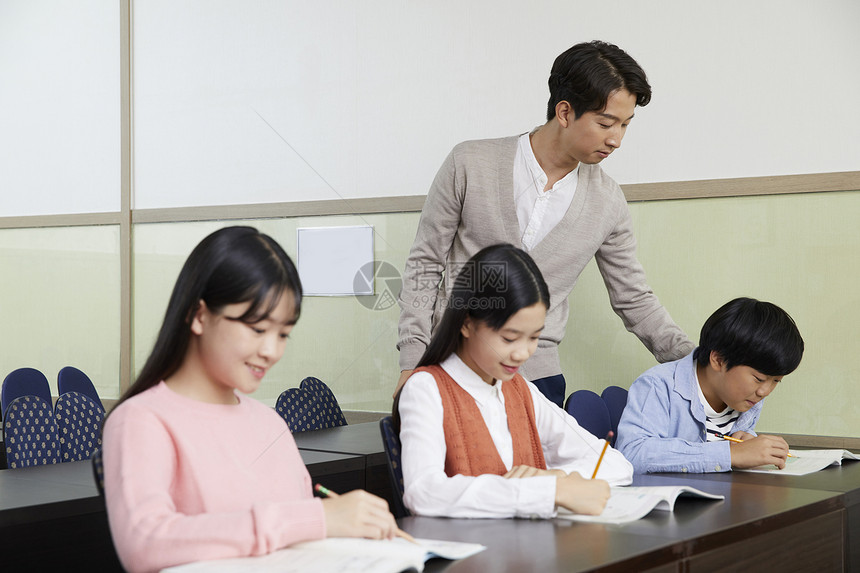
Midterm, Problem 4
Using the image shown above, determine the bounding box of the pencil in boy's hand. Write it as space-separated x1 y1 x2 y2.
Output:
707 429 743 443
590 431 613 479
706 429 795 457
313 484 419 544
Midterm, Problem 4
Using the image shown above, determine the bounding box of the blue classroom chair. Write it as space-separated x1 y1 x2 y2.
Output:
58 366 102 405
275 387 326 432
55 391 105 462
3 395 61 469
2 367 52 420
564 389 612 441
299 377 347 428
91 446 105 496
601 386 629 446
379 416 410 518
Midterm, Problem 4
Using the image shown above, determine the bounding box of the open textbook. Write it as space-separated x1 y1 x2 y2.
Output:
557 485 724 525
161 537 485 573
738 448 860 476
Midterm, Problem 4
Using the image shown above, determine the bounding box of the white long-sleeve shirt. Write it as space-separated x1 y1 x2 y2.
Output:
399 353 633 519
514 133 579 251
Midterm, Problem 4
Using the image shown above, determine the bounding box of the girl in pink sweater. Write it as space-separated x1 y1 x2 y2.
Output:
103 226 396 573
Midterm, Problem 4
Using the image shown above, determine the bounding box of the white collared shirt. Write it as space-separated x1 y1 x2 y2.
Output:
399 353 633 519
514 133 579 251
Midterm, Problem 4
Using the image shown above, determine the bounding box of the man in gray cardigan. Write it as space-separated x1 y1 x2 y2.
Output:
396 41 694 407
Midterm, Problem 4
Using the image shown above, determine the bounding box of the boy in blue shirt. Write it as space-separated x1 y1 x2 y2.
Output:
616 297 804 473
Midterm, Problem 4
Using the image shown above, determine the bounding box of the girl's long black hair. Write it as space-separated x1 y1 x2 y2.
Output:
111 226 302 413
393 243 550 429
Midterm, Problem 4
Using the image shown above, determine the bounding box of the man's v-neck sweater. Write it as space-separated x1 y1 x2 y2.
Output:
398 134 693 380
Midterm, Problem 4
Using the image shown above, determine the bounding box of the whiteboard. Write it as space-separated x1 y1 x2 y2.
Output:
0 0 121 217
296 225 374 296
130 0 860 209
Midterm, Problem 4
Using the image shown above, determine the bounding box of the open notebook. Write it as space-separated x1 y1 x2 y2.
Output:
557 485 724 525
738 448 860 476
161 537 485 573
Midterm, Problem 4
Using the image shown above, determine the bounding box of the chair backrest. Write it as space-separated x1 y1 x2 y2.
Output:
601 386 629 446
564 389 612 441
299 377 347 428
275 387 327 432
3 395 61 468
55 391 105 462
57 366 101 404
92 446 105 496
2 367 52 419
379 416 410 518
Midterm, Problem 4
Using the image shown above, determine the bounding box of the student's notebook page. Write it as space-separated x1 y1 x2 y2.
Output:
738 449 860 475
557 486 724 525
160 537 485 573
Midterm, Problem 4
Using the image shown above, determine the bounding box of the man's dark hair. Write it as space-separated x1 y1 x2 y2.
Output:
693 297 804 376
547 40 651 121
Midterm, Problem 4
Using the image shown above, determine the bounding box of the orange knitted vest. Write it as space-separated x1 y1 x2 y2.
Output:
416 365 546 477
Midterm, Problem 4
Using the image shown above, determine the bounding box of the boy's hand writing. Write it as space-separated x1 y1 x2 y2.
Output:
729 434 790 469
554 472 610 515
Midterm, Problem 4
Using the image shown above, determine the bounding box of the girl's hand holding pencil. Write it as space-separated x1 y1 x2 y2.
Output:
554 473 610 516
315 484 416 544
553 431 614 516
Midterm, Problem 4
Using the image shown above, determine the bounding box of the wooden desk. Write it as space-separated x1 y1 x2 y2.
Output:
299 449 365 492
402 477 844 572
0 451 367 569
639 458 860 571
0 451 366 524
0 461 123 569
628 473 845 571
292 421 385 457
6 432 854 572
0 460 101 525
293 425 854 570
293 422 394 505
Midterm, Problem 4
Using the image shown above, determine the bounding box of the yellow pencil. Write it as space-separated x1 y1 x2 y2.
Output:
707 430 794 457
591 431 614 479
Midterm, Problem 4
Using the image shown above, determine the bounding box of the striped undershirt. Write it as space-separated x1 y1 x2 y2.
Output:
696 374 740 440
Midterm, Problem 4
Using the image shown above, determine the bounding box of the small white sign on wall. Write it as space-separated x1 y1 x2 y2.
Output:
296 225 374 296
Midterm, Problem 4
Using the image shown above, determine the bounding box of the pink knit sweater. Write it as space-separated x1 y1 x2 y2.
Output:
103 382 325 573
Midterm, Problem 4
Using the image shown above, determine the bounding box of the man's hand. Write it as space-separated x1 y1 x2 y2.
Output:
393 369 414 399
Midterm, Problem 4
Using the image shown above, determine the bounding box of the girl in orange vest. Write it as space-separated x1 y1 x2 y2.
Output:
396 243 633 518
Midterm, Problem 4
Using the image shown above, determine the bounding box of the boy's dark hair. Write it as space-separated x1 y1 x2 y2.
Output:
693 297 804 376
547 40 651 121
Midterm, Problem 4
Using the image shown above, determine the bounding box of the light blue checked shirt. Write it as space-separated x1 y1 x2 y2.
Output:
616 351 762 474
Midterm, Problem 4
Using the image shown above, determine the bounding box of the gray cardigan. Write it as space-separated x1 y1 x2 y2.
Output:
397 134 693 380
